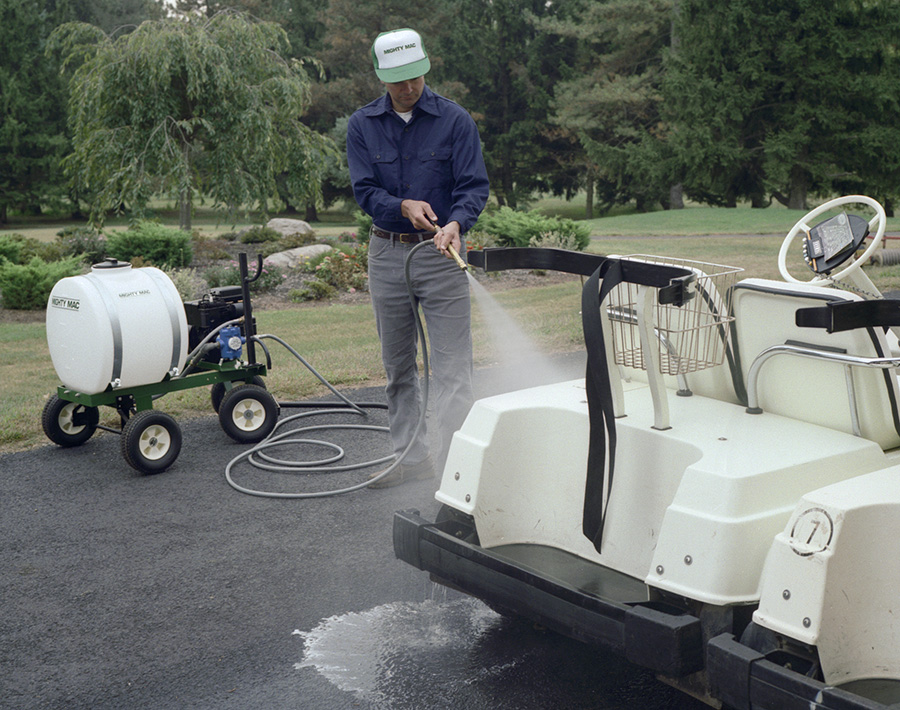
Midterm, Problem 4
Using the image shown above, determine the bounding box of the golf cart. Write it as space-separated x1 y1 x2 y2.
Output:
394 195 900 709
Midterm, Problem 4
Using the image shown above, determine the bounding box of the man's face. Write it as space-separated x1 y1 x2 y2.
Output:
384 76 425 112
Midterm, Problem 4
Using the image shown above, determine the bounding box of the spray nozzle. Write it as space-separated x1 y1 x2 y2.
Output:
446 243 469 271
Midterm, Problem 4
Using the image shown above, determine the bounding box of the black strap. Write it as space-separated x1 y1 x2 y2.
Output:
468 247 698 553
581 260 627 553
469 248 696 306
796 299 900 333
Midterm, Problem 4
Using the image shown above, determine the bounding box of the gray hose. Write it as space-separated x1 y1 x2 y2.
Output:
224 239 438 498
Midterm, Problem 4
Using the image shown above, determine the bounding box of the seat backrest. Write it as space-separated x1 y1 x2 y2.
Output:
731 278 900 450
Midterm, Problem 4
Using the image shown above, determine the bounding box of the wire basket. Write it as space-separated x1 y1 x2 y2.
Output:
607 256 743 376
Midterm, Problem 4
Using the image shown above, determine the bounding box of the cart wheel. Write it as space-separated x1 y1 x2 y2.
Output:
121 410 182 474
42 395 99 447
218 384 279 444
210 375 266 413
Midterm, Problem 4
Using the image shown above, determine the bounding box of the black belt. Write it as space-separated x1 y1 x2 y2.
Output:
371 227 434 244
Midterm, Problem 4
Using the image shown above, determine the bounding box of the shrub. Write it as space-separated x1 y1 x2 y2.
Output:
191 234 232 262
56 226 108 265
354 210 372 245
464 229 496 251
290 281 336 302
239 225 281 244
528 231 584 251
0 235 24 264
314 246 368 291
165 267 208 300
0 233 63 264
0 256 83 310
280 231 318 249
202 258 287 293
475 207 590 250
106 221 193 267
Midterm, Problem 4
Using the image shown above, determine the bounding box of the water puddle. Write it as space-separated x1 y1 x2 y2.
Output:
295 594 703 709
294 597 519 706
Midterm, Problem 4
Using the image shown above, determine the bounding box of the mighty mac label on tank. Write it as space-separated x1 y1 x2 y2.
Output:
50 296 81 311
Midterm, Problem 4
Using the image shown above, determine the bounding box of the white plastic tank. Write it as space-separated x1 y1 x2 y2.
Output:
46 259 189 395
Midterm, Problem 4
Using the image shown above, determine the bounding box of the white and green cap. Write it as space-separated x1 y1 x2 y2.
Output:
371 28 430 83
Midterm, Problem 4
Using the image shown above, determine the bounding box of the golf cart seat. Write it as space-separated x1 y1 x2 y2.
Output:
731 278 900 451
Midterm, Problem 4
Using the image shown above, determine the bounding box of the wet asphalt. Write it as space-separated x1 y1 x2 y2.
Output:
1 352 705 710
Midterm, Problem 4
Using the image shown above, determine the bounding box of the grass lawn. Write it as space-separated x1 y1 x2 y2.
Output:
4 196 900 453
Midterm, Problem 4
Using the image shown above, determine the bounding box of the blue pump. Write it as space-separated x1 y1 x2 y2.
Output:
217 325 245 360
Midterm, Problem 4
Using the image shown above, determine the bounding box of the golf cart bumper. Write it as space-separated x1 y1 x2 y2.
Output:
393 509 703 677
708 634 892 710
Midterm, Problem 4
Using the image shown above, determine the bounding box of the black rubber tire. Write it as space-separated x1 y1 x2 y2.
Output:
210 375 266 414
41 395 99 447
121 410 182 474
218 384 279 444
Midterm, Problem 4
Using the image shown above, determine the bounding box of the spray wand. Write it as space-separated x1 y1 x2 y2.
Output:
428 218 469 271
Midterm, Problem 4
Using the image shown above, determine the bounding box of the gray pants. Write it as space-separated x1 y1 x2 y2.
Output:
367 234 474 469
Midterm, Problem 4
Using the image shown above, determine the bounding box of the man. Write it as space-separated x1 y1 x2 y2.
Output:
346 28 490 488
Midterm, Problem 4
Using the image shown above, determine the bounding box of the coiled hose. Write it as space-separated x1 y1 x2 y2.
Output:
223 239 440 498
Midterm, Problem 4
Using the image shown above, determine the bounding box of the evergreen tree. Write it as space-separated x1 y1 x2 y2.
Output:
0 0 71 224
434 0 578 208
665 0 900 209
541 0 674 214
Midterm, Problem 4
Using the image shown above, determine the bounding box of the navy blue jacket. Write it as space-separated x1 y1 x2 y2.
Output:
346 86 489 234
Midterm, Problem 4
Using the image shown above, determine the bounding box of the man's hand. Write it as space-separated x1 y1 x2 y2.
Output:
400 199 439 231
432 221 461 259
401 199 461 260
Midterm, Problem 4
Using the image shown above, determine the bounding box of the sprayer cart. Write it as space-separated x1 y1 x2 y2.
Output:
42 253 279 474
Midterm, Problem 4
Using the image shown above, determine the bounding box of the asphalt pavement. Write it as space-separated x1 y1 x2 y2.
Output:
1 351 704 710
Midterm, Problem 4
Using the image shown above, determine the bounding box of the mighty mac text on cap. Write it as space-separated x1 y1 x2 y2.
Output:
371 28 431 83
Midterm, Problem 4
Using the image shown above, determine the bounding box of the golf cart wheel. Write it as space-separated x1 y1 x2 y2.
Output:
121 410 182 474
42 395 100 447
218 384 279 444
210 375 266 413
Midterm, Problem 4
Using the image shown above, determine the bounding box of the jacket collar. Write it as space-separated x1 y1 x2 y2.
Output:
362 85 441 118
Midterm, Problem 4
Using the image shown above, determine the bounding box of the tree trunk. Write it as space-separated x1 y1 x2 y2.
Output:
585 175 594 219
179 189 191 231
788 165 808 210
669 183 684 210
750 189 769 208
305 203 318 222
179 143 192 231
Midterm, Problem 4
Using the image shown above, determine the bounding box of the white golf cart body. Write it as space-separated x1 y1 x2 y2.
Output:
393 197 900 709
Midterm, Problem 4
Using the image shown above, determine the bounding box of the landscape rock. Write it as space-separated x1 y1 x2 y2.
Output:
265 243 332 269
266 218 315 239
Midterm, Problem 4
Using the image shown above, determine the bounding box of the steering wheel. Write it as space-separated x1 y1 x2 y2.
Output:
778 195 886 284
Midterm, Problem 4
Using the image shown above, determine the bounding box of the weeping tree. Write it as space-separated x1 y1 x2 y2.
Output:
50 10 335 230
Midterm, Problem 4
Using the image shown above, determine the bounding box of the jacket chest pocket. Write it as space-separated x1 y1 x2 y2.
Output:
371 148 399 184
419 147 452 187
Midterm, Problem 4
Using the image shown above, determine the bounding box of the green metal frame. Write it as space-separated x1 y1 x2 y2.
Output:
55 361 268 413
